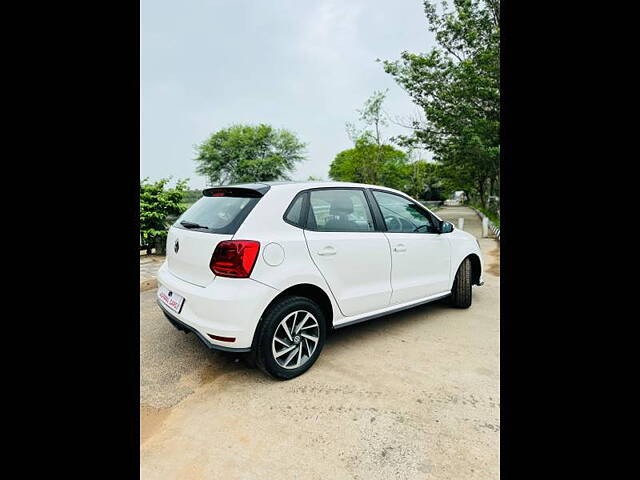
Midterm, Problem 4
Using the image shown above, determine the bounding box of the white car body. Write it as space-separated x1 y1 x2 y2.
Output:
156 181 483 375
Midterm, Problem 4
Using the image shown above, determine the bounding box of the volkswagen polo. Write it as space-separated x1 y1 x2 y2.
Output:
156 181 483 379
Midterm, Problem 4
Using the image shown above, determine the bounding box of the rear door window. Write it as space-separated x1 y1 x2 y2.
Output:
307 189 375 232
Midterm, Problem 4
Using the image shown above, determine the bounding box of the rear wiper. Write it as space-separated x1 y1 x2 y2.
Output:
180 220 209 229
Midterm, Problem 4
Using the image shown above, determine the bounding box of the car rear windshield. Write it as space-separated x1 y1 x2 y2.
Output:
173 195 260 235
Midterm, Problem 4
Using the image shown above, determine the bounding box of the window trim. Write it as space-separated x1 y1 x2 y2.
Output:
282 191 307 228
364 188 386 231
296 187 382 233
370 188 442 234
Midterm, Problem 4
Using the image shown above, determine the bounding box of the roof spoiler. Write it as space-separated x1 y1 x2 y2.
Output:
202 183 271 198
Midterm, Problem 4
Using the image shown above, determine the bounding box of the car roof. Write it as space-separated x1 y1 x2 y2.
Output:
204 181 407 198
264 181 406 195
263 180 400 192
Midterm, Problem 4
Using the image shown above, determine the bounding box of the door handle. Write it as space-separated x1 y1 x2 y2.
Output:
317 246 337 256
394 244 407 253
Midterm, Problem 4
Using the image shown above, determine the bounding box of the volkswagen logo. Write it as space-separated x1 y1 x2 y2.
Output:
174 239 180 253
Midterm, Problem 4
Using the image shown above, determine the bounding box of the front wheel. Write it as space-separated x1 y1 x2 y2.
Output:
449 257 473 308
255 296 326 380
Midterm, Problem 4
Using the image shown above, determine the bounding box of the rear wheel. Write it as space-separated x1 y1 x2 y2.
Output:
255 296 326 380
449 257 472 308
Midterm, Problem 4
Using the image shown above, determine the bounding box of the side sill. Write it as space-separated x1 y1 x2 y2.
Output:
333 292 451 330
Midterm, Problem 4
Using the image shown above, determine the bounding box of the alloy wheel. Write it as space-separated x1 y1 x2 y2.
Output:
271 310 320 369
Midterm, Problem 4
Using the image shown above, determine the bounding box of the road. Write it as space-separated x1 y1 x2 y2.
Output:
140 206 500 479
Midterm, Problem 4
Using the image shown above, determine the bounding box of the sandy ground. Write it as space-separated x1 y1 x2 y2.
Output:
140 207 499 479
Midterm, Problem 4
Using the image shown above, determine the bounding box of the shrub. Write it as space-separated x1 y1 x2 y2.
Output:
140 178 188 254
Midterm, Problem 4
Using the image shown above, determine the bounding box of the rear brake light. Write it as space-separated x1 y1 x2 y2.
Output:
210 240 260 278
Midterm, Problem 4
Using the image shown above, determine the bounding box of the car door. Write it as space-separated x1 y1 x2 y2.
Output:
371 190 451 305
303 188 392 317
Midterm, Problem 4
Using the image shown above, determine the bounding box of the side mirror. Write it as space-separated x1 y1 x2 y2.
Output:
440 221 454 233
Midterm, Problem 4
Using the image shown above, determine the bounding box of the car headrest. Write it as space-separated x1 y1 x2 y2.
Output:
330 195 354 215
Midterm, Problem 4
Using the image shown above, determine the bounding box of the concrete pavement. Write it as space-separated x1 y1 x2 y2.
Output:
140 206 499 479
437 206 499 277
436 206 495 241
140 255 165 292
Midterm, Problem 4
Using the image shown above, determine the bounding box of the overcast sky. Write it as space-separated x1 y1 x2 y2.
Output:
140 0 434 189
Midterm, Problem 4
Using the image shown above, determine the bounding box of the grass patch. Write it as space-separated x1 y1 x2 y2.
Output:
470 204 500 229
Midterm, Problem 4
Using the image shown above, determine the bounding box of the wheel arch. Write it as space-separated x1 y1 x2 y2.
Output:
451 253 482 287
463 253 482 286
251 283 335 350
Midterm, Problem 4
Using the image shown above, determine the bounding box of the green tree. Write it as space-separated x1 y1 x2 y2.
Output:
333 90 412 190
195 124 306 185
345 90 391 184
329 136 409 191
404 160 448 200
140 177 188 254
382 0 499 209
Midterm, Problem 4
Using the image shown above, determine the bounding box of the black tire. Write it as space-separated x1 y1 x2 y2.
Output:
254 296 326 380
449 257 473 308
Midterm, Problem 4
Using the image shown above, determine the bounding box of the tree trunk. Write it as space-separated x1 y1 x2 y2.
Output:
155 237 167 256
477 178 487 209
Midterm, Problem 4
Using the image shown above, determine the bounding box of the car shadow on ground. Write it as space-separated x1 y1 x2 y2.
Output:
324 298 450 349
179 298 452 383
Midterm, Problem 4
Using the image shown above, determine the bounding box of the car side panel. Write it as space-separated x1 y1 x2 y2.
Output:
304 230 392 316
384 232 451 304
233 187 344 323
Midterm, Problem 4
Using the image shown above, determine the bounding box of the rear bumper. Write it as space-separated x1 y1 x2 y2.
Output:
158 301 251 353
156 261 279 349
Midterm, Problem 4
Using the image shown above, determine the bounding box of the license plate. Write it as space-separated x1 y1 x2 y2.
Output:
158 286 185 313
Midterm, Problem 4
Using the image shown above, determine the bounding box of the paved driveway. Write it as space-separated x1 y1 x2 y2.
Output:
436 206 493 240
140 207 500 479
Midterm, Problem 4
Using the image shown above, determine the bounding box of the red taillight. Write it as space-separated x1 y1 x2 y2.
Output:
210 240 260 278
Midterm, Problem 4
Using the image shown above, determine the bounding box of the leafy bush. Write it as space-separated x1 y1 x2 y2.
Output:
140 178 188 254
470 204 500 229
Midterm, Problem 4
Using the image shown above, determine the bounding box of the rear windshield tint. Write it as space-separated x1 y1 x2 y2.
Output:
174 195 259 235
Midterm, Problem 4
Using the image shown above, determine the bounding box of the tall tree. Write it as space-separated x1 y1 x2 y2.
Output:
404 159 450 201
332 90 444 194
382 0 499 208
195 124 306 185
345 90 392 185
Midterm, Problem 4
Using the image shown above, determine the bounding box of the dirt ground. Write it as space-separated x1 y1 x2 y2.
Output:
140 229 499 479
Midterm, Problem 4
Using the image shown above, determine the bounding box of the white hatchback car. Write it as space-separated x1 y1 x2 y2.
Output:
157 181 483 379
